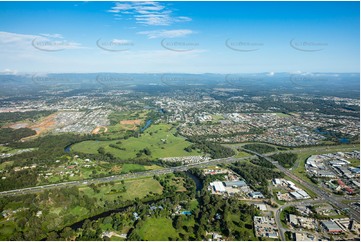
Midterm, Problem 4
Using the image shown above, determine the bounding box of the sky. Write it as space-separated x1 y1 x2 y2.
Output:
0 1 359 74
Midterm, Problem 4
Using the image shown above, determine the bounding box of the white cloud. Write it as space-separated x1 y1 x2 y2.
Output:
0 68 18 75
0 31 84 52
137 29 194 39
40 33 63 39
108 1 191 26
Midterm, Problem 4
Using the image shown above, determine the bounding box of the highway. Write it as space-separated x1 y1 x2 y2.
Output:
242 148 360 224
0 155 256 197
1 147 359 234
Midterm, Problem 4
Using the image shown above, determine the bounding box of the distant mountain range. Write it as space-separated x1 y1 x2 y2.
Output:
0 72 359 98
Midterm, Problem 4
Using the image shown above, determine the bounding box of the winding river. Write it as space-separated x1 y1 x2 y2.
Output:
66 172 202 230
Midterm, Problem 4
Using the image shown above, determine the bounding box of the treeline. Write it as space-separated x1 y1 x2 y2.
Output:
270 152 298 168
243 143 276 154
3 172 196 241
230 162 284 198
0 169 38 191
0 128 36 144
0 110 55 126
0 134 93 191
257 97 359 117
7 133 92 163
187 137 235 159
187 168 259 240
187 127 265 139
250 157 275 169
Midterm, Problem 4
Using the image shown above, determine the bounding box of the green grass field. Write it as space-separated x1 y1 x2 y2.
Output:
234 151 251 158
134 217 179 240
80 177 163 204
72 123 202 160
0 160 14 170
347 158 360 167
0 221 17 240
121 164 146 173
211 114 224 123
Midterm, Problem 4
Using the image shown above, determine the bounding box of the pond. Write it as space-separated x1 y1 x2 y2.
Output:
140 119 152 132
339 138 350 144
181 211 192 215
314 128 350 144
64 144 71 153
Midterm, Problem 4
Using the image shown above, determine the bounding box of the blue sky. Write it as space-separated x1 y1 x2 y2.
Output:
0 1 359 74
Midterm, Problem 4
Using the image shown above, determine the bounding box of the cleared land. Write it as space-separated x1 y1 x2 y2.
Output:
92 126 108 134
72 123 201 160
132 217 179 240
119 119 142 130
80 177 163 204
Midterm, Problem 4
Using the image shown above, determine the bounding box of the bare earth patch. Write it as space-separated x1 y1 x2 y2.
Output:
120 119 142 130
92 126 108 134
21 113 58 140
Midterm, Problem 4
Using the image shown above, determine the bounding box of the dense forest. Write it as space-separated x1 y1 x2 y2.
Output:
243 143 276 154
229 162 284 198
0 110 55 126
0 128 36 144
250 157 276 169
186 138 235 159
270 153 298 168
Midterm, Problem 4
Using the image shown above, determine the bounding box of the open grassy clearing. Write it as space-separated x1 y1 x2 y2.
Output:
132 217 179 240
347 158 360 167
0 161 14 170
211 114 224 123
80 177 163 204
72 123 202 160
234 151 251 158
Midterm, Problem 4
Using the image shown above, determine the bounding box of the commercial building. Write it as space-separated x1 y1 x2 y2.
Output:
290 189 310 200
272 178 281 186
210 181 226 193
321 220 343 233
223 180 247 187
249 191 264 199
